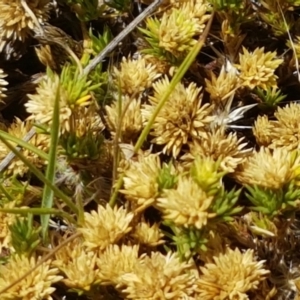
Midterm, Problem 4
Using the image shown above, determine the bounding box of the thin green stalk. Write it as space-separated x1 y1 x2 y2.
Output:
0 136 78 215
0 207 76 225
75 189 84 225
111 84 132 197
41 85 61 241
0 182 14 201
111 84 123 193
109 12 215 207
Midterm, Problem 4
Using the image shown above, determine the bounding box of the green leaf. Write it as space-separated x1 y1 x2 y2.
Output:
9 214 41 256
246 185 283 217
256 87 287 109
0 182 14 202
40 84 61 242
211 187 242 220
66 0 100 21
165 223 208 261
157 162 177 192
89 26 112 54
104 0 131 11
0 136 77 213
0 130 49 161
208 0 244 10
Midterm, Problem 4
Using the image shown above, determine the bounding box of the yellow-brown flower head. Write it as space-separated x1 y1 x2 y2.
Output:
0 201 16 253
97 244 140 285
74 106 104 137
53 241 100 292
53 237 82 267
120 252 197 299
235 147 300 189
131 221 164 247
120 153 161 212
142 77 214 157
253 115 276 147
157 175 216 229
106 95 143 142
272 102 300 150
205 65 239 103
112 56 160 97
158 1 210 58
78 204 134 251
35 44 62 71
236 47 283 90
0 254 62 300
0 0 50 57
25 68 92 132
0 118 49 176
181 127 250 173
25 73 72 131
197 248 269 299
143 54 171 74
254 102 300 150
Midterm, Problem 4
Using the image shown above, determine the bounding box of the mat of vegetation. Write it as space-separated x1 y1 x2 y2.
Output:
0 0 300 299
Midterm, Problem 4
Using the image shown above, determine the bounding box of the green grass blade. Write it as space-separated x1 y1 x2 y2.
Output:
0 130 49 161
41 85 61 241
0 131 78 215
0 182 14 201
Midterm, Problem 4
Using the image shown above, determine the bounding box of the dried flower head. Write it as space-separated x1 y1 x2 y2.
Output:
0 254 62 300
142 77 214 157
236 47 283 90
197 248 269 299
181 127 250 173
97 244 140 285
235 147 300 189
74 106 104 137
112 56 160 96
0 118 49 176
0 0 50 58
53 241 100 292
254 102 300 150
106 95 143 142
143 54 171 74
35 44 63 71
254 281 277 300
120 154 161 212
120 252 197 299
131 222 164 247
78 204 134 251
205 65 239 103
157 175 216 229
